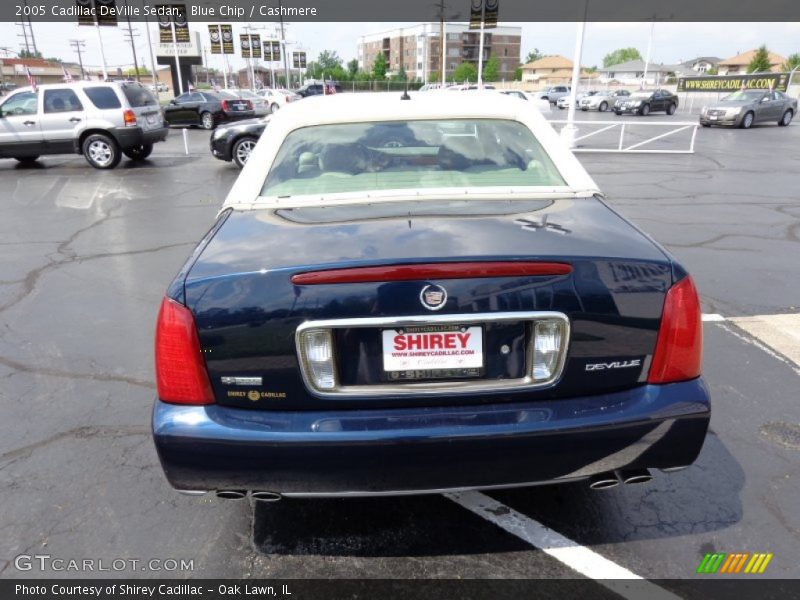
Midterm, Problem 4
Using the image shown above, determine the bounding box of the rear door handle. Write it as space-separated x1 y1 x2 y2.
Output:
23 120 36 126
69 117 82 123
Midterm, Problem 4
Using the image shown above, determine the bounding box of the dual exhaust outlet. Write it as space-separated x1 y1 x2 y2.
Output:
214 469 654 499
588 468 653 490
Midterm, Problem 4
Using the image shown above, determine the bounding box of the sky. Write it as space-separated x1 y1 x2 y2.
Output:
1 21 798 74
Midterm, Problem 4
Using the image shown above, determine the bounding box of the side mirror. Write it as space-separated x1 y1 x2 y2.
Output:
761 97 770 103
168 99 177 105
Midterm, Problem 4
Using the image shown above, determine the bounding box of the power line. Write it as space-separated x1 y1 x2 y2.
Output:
122 0 141 80
70 40 87 80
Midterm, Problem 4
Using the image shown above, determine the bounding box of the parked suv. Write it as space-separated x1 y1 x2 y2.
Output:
0 81 168 169
540 85 571 105
295 82 342 97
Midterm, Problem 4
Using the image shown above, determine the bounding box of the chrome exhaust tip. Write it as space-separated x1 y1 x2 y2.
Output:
588 473 621 490
215 489 247 500
620 469 653 485
251 491 282 502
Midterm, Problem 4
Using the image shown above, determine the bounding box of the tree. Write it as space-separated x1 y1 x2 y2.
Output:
602 48 642 68
391 66 407 82
482 54 500 82
372 52 387 80
782 53 800 72
124 67 151 76
316 50 343 72
747 45 773 73
524 49 544 64
347 58 359 79
19 49 42 59
452 62 478 83
513 66 522 81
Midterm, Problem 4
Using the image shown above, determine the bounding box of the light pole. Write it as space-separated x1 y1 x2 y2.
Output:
70 40 87 80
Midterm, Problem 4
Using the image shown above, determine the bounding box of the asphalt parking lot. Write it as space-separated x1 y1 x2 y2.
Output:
1 105 799 593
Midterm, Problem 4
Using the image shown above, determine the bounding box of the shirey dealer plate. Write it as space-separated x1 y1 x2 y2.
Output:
382 326 484 379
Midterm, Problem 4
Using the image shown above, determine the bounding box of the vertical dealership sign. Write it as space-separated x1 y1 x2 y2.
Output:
208 24 221 54
209 24 235 55
469 0 498 29
158 4 188 44
75 0 118 26
292 51 307 69
240 34 251 58
264 40 281 61
250 34 262 59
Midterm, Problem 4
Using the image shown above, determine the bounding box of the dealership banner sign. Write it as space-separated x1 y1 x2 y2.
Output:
677 73 790 92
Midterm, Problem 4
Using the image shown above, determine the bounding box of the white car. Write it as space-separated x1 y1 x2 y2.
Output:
579 89 631 112
225 89 270 117
257 88 300 113
500 90 541 103
557 91 600 110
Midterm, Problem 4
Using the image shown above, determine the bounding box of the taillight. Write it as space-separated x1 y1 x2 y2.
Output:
648 276 702 384
155 297 215 405
222 99 231 111
244 100 253 109
285 95 290 103
123 109 137 127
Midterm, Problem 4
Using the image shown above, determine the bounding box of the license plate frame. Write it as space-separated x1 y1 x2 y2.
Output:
381 325 484 379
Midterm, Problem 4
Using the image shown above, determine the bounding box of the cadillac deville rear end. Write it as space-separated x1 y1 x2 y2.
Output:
152 94 709 498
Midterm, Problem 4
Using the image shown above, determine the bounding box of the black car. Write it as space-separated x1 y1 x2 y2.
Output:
210 117 268 168
295 82 342 97
163 91 254 130
614 89 679 116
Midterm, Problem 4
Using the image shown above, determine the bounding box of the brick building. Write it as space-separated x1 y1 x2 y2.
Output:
357 23 521 83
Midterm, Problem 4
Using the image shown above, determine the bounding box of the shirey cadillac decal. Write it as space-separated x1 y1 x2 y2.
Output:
677 72 790 92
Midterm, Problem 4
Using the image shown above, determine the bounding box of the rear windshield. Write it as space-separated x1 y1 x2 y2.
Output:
83 86 121 109
261 119 566 198
121 84 158 107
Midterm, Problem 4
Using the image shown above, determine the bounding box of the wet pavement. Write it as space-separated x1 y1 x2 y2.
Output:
1 111 799 584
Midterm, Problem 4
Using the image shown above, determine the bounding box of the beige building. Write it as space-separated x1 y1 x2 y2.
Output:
357 23 521 83
718 49 787 75
519 55 597 87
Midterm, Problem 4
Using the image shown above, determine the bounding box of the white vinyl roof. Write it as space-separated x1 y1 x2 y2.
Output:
223 92 601 211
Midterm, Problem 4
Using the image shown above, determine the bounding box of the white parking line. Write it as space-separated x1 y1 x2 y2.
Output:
446 490 680 600
702 313 726 322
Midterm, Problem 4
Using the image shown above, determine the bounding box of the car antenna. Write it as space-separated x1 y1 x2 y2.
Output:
400 79 410 100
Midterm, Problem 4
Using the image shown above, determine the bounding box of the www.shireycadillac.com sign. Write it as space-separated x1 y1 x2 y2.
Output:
677 72 790 92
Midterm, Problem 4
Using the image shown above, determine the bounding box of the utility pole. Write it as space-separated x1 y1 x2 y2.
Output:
122 0 141 81
278 0 290 87
642 18 655 89
17 0 38 56
141 0 159 88
70 40 87 79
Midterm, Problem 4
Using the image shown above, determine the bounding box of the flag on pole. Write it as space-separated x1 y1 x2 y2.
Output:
26 67 37 91
187 80 195 91
62 65 74 83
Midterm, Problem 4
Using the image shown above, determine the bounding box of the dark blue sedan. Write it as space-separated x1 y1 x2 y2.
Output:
152 93 709 500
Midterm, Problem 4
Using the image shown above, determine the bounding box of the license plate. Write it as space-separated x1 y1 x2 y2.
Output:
710 115 718 120
382 326 483 374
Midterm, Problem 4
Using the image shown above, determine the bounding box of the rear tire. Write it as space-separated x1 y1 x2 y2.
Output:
200 111 215 130
270 103 280 113
640 103 650 116
666 103 677 115
702 123 711 128
14 156 39 164
123 143 153 161
599 101 608 112
741 111 754 129
82 133 121 170
778 109 793 126
232 136 258 169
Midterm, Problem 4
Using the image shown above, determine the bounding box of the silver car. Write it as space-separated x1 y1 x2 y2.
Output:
0 80 167 169
224 89 270 117
579 89 631 112
699 89 797 129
